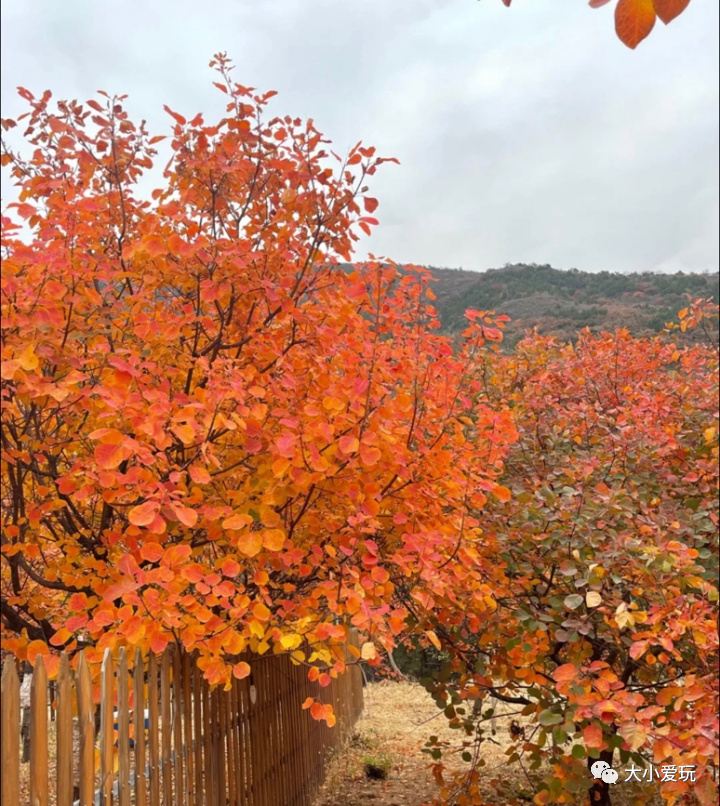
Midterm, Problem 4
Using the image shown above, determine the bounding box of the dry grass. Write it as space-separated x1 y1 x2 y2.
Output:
313 681 664 806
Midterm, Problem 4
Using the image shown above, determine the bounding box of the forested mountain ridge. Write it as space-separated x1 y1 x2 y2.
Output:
420 263 719 344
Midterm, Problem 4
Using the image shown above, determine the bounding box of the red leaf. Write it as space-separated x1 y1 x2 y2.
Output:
163 105 187 126
363 197 379 214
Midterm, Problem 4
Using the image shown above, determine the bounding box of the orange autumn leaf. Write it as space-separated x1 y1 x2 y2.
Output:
236 532 263 558
615 0 656 49
583 722 605 750
2 57 715 803
232 662 251 680
128 501 160 527
222 514 254 531
495 0 693 48
139 542 164 563
261 529 285 552
27 639 50 665
653 0 691 24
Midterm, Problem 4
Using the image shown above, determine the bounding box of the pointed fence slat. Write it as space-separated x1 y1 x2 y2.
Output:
182 652 195 806
99 649 114 806
76 653 95 806
133 648 147 806
172 647 185 806
192 656 204 806
160 651 172 803
56 654 73 806
0 633 363 806
1 658 20 806
30 655 49 806
117 648 131 806
147 652 160 806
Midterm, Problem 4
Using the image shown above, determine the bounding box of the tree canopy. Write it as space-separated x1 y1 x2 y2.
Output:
1 55 717 806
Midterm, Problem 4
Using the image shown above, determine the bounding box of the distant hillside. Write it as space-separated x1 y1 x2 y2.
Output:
424 263 719 345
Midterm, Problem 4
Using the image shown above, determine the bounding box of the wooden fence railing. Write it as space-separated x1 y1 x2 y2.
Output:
1 642 363 806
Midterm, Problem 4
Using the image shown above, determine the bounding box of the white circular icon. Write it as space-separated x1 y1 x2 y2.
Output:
590 760 610 779
601 768 618 784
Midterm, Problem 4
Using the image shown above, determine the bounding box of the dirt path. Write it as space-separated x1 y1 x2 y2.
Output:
314 681 527 806
313 682 664 806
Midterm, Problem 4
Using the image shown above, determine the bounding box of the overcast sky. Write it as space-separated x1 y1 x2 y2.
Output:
1 0 718 275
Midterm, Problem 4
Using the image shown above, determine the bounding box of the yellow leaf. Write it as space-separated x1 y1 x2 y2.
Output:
425 630 441 651
18 344 39 371
704 427 716 444
585 591 602 608
280 633 302 650
615 602 635 629
618 721 647 751
249 621 265 639
360 642 376 660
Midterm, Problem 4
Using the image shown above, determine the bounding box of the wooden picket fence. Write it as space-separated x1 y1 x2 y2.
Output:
1 642 363 806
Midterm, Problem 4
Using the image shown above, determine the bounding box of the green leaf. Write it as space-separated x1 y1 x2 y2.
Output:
538 709 564 727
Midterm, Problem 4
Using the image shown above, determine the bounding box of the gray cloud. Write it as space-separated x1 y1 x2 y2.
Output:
2 0 718 274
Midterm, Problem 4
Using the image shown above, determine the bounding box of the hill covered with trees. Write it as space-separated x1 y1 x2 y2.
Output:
425 263 719 344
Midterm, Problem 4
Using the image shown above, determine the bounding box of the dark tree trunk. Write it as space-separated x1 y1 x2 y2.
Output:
20 706 31 763
587 750 614 806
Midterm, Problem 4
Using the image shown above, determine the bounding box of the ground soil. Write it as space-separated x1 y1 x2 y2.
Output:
313 681 664 806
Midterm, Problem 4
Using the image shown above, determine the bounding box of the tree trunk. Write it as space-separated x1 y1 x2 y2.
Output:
20 706 31 763
587 750 614 806
386 649 406 680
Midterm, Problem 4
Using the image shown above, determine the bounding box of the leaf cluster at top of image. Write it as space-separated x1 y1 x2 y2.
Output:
495 0 692 49
1 53 717 806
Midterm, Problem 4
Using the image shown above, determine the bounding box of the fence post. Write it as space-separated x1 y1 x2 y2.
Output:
76 652 95 806
30 654 48 806
99 649 114 806
1 658 20 806
56 653 73 806
133 648 147 806
148 652 161 806
117 647 131 806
